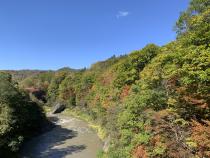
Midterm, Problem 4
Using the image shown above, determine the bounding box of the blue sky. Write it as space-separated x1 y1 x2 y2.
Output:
0 0 189 70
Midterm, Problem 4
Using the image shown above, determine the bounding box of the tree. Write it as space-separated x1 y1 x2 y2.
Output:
175 0 210 36
0 72 46 155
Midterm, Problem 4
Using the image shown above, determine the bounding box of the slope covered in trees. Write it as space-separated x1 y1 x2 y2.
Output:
0 72 47 157
3 0 210 157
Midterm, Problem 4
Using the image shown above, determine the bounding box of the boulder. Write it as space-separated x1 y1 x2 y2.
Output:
52 103 66 114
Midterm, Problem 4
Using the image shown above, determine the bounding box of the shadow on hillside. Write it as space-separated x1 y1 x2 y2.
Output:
20 116 86 158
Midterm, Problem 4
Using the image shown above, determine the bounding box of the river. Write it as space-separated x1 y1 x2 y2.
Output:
20 114 103 158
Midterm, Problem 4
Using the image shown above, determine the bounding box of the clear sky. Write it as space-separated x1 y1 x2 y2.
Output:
0 0 189 70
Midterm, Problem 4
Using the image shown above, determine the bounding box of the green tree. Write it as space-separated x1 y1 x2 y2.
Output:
0 72 46 156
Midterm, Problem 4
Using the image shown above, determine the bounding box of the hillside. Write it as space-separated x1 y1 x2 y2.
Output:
0 0 209 157
0 72 47 157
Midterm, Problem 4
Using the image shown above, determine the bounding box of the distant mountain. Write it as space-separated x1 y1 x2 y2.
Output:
57 67 82 72
0 67 82 82
0 70 50 82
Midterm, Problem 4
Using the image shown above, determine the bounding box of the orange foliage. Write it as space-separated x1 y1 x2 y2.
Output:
100 72 114 86
183 96 209 109
151 110 193 157
91 95 100 107
133 146 148 158
191 120 210 157
102 99 110 108
164 77 178 90
120 85 131 100
150 135 161 146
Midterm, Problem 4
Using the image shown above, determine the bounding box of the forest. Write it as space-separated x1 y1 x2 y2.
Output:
0 0 209 157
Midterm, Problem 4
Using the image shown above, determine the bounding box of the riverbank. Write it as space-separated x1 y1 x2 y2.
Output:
63 108 107 141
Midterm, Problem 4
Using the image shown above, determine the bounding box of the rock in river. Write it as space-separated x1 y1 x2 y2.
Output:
52 103 66 114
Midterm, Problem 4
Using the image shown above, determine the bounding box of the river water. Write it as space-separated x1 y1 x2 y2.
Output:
20 114 103 158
